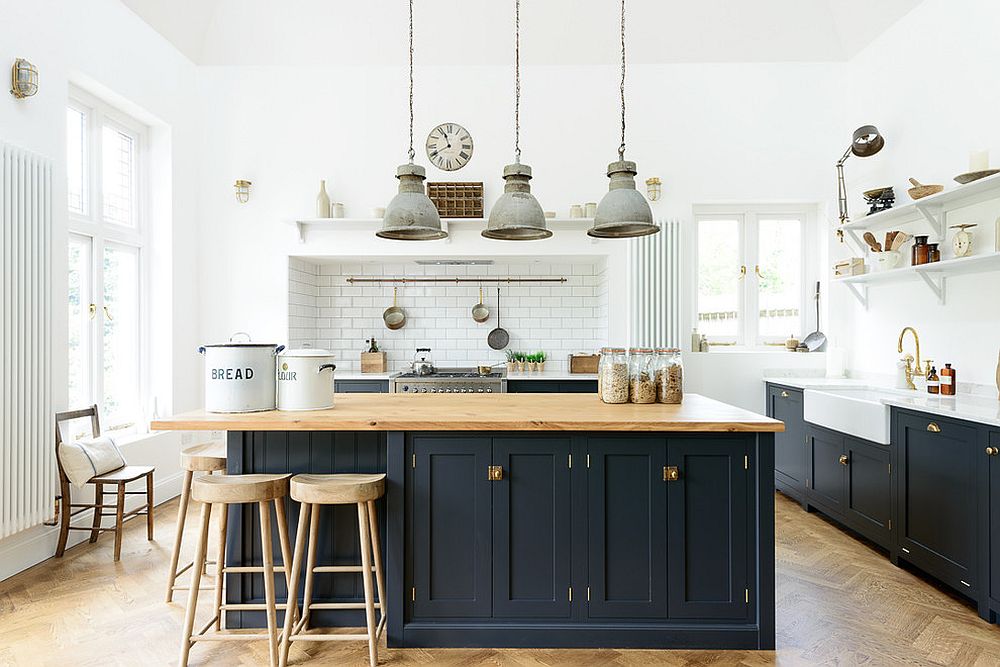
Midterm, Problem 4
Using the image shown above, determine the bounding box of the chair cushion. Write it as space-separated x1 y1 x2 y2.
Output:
59 435 127 488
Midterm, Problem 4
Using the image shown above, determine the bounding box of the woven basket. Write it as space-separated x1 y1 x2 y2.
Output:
907 178 944 200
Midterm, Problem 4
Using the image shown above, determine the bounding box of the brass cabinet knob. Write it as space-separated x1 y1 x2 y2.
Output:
838 454 849 466
780 391 789 398
987 446 999 457
663 466 680 482
487 465 503 481
926 422 941 433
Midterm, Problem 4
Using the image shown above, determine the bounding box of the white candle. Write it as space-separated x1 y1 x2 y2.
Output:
970 149 990 172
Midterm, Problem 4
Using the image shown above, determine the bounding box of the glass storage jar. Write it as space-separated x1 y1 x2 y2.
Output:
655 348 683 404
629 348 656 403
599 348 629 404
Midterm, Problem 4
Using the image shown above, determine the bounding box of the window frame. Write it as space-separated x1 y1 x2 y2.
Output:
692 203 817 349
67 86 151 434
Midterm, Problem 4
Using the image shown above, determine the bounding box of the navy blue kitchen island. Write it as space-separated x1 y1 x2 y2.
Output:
152 393 782 650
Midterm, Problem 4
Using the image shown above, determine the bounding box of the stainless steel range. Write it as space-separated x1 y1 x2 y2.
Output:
392 367 507 394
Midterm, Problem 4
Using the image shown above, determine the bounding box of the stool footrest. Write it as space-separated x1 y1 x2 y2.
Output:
223 566 288 574
312 565 376 573
220 603 294 611
289 633 371 642
304 602 381 611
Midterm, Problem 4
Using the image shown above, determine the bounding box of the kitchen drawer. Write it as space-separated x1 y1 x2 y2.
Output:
335 380 390 393
507 380 598 394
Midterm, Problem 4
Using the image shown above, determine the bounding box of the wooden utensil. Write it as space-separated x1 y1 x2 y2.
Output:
890 232 910 251
884 231 898 251
907 178 944 200
863 232 882 252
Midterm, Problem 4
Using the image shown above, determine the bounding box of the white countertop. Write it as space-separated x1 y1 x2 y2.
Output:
763 377 1000 428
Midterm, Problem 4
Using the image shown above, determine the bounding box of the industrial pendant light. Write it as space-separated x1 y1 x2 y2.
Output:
482 0 551 241
588 0 659 239
377 0 447 241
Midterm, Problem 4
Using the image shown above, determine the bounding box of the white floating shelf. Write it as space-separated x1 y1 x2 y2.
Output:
838 171 1000 254
835 252 1000 308
290 217 596 243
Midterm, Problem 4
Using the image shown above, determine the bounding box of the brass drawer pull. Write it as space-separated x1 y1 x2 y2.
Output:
487 465 503 481
780 391 789 398
987 446 999 457
838 454 849 466
926 422 941 433
663 466 680 482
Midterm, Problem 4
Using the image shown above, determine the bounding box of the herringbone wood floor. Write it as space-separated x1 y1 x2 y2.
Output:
1 493 999 666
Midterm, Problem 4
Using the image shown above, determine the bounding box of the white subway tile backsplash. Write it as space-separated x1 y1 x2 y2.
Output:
289 258 609 371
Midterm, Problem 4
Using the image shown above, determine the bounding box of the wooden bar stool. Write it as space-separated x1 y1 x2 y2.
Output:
279 473 387 667
165 443 227 602
179 473 294 667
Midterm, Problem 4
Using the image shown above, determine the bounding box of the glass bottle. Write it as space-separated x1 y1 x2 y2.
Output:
599 348 629 404
927 242 940 263
629 348 656 403
912 235 929 265
655 348 684 404
926 366 939 394
940 363 956 396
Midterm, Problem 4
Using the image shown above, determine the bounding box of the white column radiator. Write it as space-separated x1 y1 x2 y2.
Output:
629 219 682 348
1 141 54 538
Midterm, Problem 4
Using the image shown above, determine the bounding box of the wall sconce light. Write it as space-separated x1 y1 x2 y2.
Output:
645 177 662 201
234 179 252 203
10 58 38 99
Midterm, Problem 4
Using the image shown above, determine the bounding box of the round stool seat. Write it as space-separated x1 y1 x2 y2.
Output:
192 474 290 504
180 443 227 472
290 473 386 505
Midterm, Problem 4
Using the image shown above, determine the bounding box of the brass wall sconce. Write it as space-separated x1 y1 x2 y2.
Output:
10 58 38 99
645 177 662 201
234 179 252 203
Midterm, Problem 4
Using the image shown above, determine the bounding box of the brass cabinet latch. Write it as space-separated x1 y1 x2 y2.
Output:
663 466 679 482
838 455 849 466
987 446 999 457
487 465 504 481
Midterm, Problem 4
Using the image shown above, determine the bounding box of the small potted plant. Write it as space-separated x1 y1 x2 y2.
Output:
515 352 526 374
505 349 516 374
527 352 538 373
537 350 546 372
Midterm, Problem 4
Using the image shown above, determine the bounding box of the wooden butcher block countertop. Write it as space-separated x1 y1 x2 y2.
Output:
151 393 783 433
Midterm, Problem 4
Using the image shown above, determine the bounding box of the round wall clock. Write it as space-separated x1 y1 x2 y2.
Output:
426 123 473 171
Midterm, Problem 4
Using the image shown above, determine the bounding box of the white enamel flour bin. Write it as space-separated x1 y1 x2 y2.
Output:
198 333 284 413
276 348 337 411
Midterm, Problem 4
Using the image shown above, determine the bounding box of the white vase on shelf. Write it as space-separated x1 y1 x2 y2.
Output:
316 180 331 218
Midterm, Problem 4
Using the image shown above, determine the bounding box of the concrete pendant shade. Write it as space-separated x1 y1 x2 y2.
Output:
588 160 660 238
377 164 447 241
482 163 552 240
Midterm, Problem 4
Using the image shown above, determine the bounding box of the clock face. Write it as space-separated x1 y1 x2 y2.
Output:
426 123 473 171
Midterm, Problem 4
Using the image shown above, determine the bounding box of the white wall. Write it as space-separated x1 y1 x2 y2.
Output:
833 0 1000 388
0 0 201 578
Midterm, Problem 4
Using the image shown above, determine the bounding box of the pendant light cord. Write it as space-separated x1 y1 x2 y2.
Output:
408 0 415 163
514 0 521 163
618 0 626 161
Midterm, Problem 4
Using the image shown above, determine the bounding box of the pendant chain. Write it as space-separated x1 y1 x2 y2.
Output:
408 0 415 163
514 0 521 163
619 0 626 161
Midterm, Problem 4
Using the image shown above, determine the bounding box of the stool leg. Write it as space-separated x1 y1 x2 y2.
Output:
90 482 104 543
213 502 228 631
179 501 212 667
273 498 295 624
367 500 387 633
114 482 126 561
146 472 155 540
259 500 279 667
357 502 378 667
166 469 193 602
299 506 321 631
279 503 311 667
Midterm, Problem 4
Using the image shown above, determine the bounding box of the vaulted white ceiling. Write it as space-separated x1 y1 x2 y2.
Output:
121 0 923 66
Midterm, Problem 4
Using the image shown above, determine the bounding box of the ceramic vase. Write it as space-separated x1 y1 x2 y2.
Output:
316 180 331 218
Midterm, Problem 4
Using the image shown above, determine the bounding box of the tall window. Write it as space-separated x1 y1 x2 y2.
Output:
694 205 814 348
67 88 148 433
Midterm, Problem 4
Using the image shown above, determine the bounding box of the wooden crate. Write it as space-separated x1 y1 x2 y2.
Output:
427 182 484 218
568 354 599 374
360 352 387 374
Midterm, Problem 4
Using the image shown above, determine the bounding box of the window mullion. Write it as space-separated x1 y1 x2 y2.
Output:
744 213 761 347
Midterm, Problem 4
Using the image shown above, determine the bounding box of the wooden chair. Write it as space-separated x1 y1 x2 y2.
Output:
279 473 387 667
54 405 155 562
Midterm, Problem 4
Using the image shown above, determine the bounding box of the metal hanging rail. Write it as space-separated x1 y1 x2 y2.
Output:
346 276 567 284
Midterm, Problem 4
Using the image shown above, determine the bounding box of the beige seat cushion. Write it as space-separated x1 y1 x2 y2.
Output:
59 435 127 488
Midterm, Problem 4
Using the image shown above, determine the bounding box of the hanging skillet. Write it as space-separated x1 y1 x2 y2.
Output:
487 287 510 350
472 286 490 323
382 287 406 330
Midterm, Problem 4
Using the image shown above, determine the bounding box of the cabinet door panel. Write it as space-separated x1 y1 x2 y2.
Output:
667 438 749 620
844 437 890 547
587 437 667 619
767 385 805 488
410 435 492 618
897 413 977 589
492 437 572 618
990 431 1000 602
808 427 845 514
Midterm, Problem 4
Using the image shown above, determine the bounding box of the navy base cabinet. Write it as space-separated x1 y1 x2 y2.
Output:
988 429 1000 623
403 432 772 649
506 379 598 394
765 384 807 506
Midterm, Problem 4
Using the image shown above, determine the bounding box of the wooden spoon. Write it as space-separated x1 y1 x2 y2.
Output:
890 232 911 251
885 231 898 251
863 231 882 253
